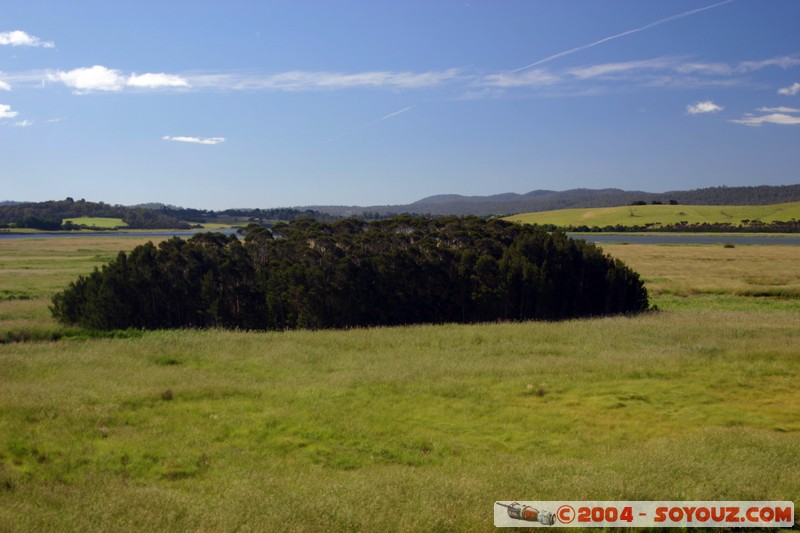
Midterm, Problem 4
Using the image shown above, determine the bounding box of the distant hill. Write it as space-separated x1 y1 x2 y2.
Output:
5 184 800 225
305 185 800 217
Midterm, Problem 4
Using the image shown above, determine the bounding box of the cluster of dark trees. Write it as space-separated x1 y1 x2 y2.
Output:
630 200 680 206
51 216 649 331
13 215 63 231
220 207 339 223
134 205 339 225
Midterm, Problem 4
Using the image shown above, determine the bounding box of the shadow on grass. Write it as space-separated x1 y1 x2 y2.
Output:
0 326 143 344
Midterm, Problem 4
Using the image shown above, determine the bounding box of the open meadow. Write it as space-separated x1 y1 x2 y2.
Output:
61 217 129 229
505 201 800 228
1 236 798 531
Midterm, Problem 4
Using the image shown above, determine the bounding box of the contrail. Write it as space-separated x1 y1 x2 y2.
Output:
327 105 416 142
512 0 735 73
366 105 414 126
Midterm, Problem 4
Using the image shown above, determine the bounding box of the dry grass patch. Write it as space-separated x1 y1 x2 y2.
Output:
602 243 800 298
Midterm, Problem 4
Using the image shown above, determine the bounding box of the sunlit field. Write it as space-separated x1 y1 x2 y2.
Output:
603 243 800 300
1 236 798 531
506 201 800 228
61 217 129 229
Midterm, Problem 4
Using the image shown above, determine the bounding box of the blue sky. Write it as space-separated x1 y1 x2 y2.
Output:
2 1 800 209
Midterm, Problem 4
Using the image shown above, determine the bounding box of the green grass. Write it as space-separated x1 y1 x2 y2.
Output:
198 222 237 230
62 217 129 229
505 201 800 228
0 237 799 531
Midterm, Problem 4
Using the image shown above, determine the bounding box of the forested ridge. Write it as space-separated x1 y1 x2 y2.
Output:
0 199 336 230
306 184 800 217
5 184 799 228
0 198 191 230
51 216 649 331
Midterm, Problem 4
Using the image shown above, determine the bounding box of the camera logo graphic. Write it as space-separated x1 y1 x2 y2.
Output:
495 502 556 525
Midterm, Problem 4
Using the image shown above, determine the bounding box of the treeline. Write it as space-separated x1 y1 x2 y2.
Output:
0 199 339 230
0 198 191 230
218 207 339 223
566 219 800 233
51 216 649 331
137 205 339 224
661 185 800 206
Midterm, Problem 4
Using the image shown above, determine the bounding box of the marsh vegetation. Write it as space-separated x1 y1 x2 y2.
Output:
1 236 798 531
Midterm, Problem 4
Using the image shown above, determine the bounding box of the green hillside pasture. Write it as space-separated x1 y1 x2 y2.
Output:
506 201 800 228
0 237 799 531
63 217 128 229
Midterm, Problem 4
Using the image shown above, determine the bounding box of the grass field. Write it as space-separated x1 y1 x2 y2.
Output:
505 201 800 228
62 217 129 229
1 236 799 531
198 223 237 230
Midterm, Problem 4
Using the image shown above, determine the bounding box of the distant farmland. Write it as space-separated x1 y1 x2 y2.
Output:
505 202 800 229
62 217 128 229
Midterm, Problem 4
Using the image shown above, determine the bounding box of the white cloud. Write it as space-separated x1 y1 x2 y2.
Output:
279 69 460 90
4 51 799 99
0 30 54 48
0 80 10 91
731 106 800 126
14 119 33 127
731 113 800 127
128 72 189 88
48 66 190 93
555 54 800 93
778 82 800 96
737 56 800 73
674 61 733 76
645 76 745 90
560 57 744 93
45 66 458 93
757 106 800 113
568 58 677 79
49 65 125 92
162 136 225 145
561 54 800 91
483 69 560 88
187 69 463 91
0 103 18 119
687 100 723 115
